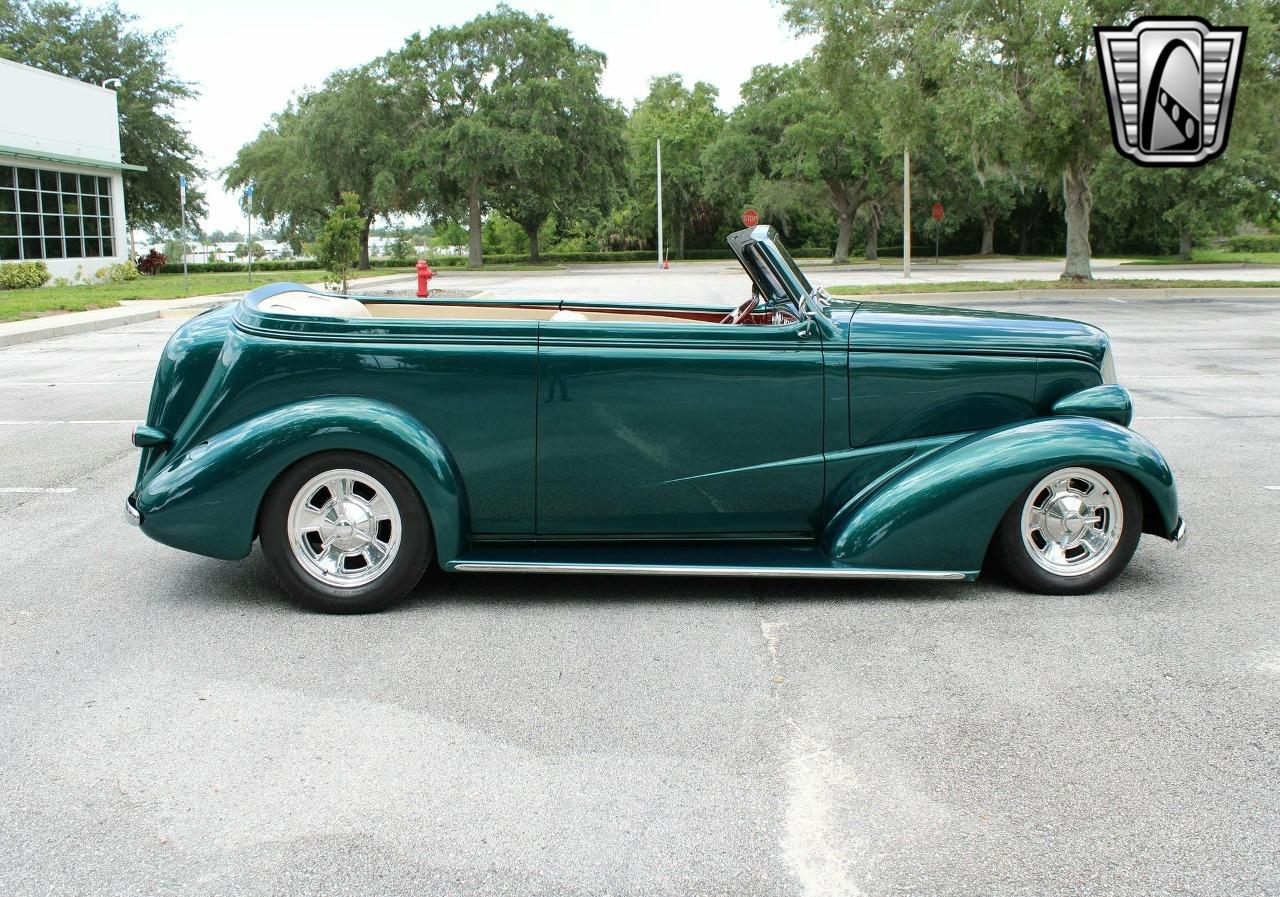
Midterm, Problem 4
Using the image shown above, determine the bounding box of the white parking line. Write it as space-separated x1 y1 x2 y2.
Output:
0 487 77 494
1266 486 1280 492
1134 414 1279 421
0 419 135 425
0 381 152 387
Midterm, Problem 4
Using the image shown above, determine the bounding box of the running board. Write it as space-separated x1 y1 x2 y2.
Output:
451 560 967 580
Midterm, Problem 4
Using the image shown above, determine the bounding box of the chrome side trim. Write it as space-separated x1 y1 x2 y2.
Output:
451 561 968 580
125 495 141 527
1171 517 1187 549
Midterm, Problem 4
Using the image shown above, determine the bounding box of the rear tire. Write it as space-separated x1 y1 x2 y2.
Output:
259 451 432 613
993 465 1141 595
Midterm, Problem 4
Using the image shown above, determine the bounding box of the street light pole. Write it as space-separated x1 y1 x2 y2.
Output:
244 182 254 286
903 147 911 279
179 174 188 296
656 138 664 270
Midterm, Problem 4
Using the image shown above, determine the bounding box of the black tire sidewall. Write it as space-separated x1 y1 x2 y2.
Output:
259 451 433 613
994 466 1143 596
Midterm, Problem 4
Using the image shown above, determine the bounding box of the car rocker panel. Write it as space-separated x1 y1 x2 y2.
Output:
127 227 1184 612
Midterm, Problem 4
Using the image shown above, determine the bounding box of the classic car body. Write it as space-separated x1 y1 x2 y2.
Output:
127 227 1184 610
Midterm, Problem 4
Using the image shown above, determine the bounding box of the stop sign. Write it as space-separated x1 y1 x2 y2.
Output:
742 208 759 227
931 202 944 222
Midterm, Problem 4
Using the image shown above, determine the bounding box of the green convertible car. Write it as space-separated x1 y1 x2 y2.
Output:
127 227 1184 613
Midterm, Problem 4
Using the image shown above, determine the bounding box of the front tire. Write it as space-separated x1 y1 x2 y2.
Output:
992 465 1141 595
259 451 433 613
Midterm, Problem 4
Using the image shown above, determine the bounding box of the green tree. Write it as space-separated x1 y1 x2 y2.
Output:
430 219 468 250
709 62 892 263
929 46 1026 255
226 64 416 269
386 228 416 260
1095 0 1279 259
390 5 626 264
0 0 206 237
314 192 363 293
163 237 187 261
627 75 725 259
786 0 1113 277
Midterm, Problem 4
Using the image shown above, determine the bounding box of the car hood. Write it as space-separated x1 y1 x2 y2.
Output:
830 300 1109 366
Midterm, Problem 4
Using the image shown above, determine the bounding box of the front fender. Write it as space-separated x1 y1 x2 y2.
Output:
135 397 467 563
822 417 1179 573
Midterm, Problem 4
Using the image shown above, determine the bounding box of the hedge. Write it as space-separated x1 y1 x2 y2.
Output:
156 246 840 275
157 259 323 275
0 260 51 290
1223 234 1280 253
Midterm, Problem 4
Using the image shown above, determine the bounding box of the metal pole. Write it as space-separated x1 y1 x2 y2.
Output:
246 205 253 285
903 148 911 278
179 176 188 296
935 221 939 265
656 138 664 269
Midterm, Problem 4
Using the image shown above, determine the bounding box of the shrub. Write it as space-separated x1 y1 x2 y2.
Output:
0 261 52 290
156 258 321 274
315 192 364 293
95 261 140 283
136 249 167 275
1223 234 1280 253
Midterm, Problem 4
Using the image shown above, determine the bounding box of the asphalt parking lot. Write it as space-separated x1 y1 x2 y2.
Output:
1 290 1277 896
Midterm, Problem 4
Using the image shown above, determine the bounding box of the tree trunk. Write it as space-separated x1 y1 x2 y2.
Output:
358 216 372 270
468 177 483 268
1061 161 1094 280
1179 226 1193 261
980 213 996 255
834 210 852 264
865 226 878 261
526 223 541 264
678 223 685 260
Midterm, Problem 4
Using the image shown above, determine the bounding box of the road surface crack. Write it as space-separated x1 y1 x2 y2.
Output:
758 610 864 897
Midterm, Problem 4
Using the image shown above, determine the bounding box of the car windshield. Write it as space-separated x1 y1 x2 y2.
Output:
770 238 814 299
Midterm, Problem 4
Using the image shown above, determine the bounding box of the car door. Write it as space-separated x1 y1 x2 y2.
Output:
535 316 825 536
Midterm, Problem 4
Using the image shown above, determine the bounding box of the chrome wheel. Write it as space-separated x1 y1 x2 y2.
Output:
1020 467 1124 577
286 468 402 588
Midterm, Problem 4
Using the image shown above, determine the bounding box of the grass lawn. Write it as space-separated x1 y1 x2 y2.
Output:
1119 250 1280 266
0 268 413 324
826 278 1280 296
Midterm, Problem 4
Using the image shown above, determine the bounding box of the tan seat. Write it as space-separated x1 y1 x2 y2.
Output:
258 291 372 318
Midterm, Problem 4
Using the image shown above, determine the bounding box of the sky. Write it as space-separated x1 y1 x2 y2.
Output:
107 0 817 232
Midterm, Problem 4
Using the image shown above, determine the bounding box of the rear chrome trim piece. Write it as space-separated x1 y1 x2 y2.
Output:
124 495 141 527
451 561 967 580
1171 517 1188 549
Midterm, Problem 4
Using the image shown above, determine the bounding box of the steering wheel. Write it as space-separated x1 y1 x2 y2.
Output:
720 293 760 325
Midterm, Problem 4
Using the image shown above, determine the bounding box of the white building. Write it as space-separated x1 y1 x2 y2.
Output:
146 239 297 264
0 58 141 281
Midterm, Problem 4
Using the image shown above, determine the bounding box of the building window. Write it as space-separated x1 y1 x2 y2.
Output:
0 165 115 262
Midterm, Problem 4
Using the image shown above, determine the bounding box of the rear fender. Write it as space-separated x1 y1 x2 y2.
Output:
135 397 466 562
822 417 1179 573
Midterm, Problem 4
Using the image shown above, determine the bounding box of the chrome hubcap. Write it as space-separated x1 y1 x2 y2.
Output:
287 468 401 588
1021 467 1123 577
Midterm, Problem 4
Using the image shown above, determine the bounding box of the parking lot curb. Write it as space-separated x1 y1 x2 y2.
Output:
0 295 238 348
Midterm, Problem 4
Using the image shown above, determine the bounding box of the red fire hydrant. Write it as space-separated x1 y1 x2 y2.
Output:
416 259 433 298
